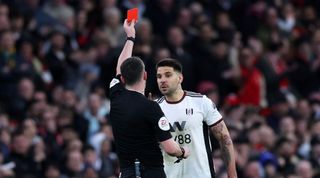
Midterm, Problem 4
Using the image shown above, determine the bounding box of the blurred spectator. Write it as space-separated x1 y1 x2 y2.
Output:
243 160 263 178
295 160 314 178
83 145 101 171
0 151 14 177
266 92 290 131
215 12 236 44
197 80 220 106
82 166 98 178
46 32 79 85
23 118 41 144
100 7 125 48
0 3 10 31
10 129 41 178
0 30 18 105
43 0 74 24
90 123 113 155
259 151 278 178
277 3 296 34
0 113 10 129
60 89 89 143
0 128 11 159
197 39 238 100
259 125 276 151
310 134 320 173
166 26 196 90
276 136 299 176
83 93 108 142
145 0 178 36
98 138 119 178
44 163 62 178
7 78 35 120
134 18 153 59
61 150 84 178
236 47 266 107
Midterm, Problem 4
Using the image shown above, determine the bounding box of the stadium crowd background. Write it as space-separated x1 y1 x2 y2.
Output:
0 0 320 177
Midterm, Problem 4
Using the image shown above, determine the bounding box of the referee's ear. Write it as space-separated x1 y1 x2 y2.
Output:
120 75 125 84
143 71 147 81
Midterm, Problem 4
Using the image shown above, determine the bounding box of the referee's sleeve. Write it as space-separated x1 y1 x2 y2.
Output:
109 75 124 99
148 102 172 142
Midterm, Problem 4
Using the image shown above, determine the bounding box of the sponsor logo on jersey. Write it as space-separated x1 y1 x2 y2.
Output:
170 121 186 132
158 117 170 131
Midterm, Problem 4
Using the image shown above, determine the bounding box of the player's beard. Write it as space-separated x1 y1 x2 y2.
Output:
160 84 177 97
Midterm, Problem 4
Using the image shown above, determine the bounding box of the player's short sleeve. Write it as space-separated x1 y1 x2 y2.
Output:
202 95 223 126
109 75 124 99
147 101 172 142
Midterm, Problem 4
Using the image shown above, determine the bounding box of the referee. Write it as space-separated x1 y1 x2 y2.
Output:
109 20 190 178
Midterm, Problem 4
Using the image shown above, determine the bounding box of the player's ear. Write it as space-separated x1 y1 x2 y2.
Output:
178 73 183 84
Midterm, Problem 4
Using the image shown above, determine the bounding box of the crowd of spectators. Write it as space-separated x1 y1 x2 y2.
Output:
0 0 320 177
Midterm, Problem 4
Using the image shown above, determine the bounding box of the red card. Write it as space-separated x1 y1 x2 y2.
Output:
127 8 138 22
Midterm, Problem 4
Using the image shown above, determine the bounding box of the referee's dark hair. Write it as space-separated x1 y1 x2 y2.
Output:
120 56 145 85
156 58 183 73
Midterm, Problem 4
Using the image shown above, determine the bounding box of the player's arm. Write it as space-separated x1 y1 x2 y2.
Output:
116 19 136 75
160 138 190 158
210 120 237 178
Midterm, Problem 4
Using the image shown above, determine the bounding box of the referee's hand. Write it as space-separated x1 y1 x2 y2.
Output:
174 146 190 163
124 19 136 38
182 146 190 159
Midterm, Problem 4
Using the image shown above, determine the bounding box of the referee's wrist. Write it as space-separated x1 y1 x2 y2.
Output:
127 36 136 43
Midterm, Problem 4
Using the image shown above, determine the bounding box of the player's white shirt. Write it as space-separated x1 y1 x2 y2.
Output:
157 91 222 178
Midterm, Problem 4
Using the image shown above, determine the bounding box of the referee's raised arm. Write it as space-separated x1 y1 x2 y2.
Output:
116 19 136 75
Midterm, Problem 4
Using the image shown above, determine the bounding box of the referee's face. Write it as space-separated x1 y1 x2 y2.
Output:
157 66 182 95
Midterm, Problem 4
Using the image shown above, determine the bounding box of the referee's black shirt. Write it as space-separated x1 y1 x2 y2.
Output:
109 75 172 169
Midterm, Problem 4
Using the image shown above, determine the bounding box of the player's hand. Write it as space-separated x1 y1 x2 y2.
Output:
124 19 136 38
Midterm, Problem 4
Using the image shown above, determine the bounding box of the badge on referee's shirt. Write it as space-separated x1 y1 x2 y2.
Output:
109 78 120 88
158 117 170 131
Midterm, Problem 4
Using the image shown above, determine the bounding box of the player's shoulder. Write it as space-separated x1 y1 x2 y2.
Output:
185 91 204 98
185 91 215 107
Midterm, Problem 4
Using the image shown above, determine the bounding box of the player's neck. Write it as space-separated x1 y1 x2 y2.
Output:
165 88 184 102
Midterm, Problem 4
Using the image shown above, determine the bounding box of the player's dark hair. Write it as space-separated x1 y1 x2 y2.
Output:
156 58 182 73
120 56 145 85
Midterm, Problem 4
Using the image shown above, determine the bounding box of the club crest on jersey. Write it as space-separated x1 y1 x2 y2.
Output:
158 117 170 131
185 108 193 115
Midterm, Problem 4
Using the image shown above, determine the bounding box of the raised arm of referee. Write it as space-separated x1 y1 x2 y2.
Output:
109 19 190 178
